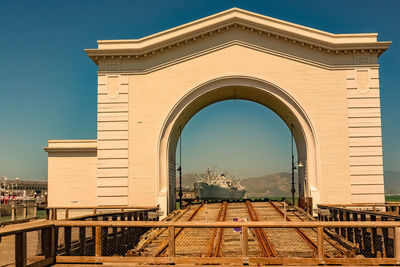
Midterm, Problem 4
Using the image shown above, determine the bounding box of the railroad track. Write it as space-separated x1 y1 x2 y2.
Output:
155 203 204 256
129 201 353 258
269 201 319 255
274 202 353 256
205 201 228 257
245 200 277 257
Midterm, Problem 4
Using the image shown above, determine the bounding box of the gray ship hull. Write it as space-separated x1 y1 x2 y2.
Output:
194 182 246 200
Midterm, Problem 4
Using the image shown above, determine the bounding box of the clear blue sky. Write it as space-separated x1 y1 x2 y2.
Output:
0 0 398 180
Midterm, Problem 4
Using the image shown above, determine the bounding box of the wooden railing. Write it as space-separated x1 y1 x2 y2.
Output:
319 203 400 214
46 206 159 220
3 220 400 266
52 220 400 265
0 221 55 267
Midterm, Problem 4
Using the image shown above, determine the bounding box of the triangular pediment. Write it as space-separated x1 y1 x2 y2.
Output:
85 8 390 67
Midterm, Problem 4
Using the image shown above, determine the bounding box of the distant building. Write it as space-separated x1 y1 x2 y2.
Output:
0 178 47 204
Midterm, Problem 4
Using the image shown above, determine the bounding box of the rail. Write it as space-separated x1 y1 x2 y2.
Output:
318 204 400 257
245 200 276 257
55 220 400 265
320 203 400 215
45 205 159 220
269 201 319 254
206 201 227 257
3 220 400 265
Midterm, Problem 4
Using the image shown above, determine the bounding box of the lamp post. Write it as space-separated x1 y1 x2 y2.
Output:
177 166 182 209
178 126 183 209
291 124 296 206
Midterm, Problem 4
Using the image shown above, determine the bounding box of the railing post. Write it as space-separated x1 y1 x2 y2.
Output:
317 226 324 262
23 203 27 219
242 226 249 265
42 226 56 264
395 227 400 261
168 226 175 258
15 232 27 267
11 204 15 221
65 208 69 219
64 226 72 256
79 226 86 256
33 204 37 219
95 226 102 257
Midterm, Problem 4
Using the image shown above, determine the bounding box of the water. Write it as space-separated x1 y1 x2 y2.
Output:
0 209 46 222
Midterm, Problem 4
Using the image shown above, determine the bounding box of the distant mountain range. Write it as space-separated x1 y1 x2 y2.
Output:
178 170 400 196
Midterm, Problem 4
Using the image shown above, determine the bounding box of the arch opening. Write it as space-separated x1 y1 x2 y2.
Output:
158 76 319 213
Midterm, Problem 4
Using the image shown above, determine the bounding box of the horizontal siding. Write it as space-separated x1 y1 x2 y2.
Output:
98 121 128 131
98 159 129 168
350 156 383 166
351 175 384 185
349 137 382 147
98 112 128 122
97 75 129 206
98 103 129 112
347 88 380 98
97 149 128 159
98 130 129 140
351 194 385 203
98 85 129 94
97 196 128 206
98 94 128 103
350 146 382 156
348 117 381 127
348 108 381 118
349 127 381 137
98 168 128 178
97 140 128 150
97 178 129 187
351 184 384 194
98 186 128 196
348 98 380 108
350 165 383 175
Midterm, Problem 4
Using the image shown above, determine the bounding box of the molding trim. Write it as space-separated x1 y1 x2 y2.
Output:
44 147 97 153
85 8 391 64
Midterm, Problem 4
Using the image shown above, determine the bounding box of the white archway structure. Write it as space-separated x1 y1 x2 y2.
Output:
158 76 319 213
45 8 390 214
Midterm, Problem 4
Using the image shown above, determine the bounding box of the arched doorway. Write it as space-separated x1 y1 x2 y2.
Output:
158 76 319 213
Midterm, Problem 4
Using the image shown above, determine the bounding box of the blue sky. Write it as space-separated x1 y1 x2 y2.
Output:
0 0 398 180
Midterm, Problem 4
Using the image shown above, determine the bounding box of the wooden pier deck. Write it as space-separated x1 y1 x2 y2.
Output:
130 201 354 258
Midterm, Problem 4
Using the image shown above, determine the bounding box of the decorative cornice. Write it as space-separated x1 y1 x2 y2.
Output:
44 139 97 153
85 8 391 65
96 40 381 75
44 147 97 153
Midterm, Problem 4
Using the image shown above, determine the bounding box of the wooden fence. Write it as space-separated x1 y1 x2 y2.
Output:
46 206 159 220
319 203 400 215
3 220 400 266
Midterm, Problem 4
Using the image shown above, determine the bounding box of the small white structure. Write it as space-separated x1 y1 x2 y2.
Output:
44 8 390 214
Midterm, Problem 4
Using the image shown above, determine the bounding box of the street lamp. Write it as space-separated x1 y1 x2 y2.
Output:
178 126 183 209
290 124 296 206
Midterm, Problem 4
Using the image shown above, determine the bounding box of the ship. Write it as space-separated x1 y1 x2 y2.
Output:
193 169 246 200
